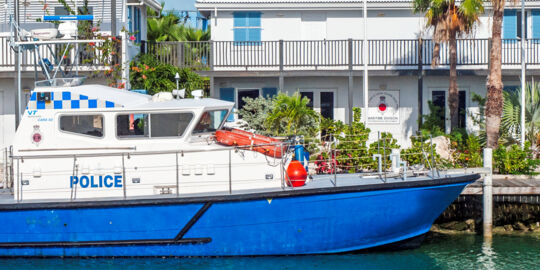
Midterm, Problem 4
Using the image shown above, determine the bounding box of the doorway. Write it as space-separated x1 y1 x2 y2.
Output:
299 90 335 120
236 89 260 112
430 89 467 133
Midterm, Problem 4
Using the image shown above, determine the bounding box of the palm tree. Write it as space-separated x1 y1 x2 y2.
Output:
147 13 185 41
413 0 484 131
500 83 540 149
180 26 211 42
485 0 506 148
266 93 319 136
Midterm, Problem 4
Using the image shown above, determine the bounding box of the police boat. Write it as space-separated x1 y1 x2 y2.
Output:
0 83 479 257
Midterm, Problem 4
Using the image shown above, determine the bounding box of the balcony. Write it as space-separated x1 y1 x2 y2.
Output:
0 35 121 74
140 39 540 75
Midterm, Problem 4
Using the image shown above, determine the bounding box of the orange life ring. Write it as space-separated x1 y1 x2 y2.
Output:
215 129 285 158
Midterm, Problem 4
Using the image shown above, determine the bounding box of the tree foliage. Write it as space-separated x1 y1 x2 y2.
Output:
130 54 208 95
413 0 484 131
501 83 540 150
147 4 210 42
265 93 320 136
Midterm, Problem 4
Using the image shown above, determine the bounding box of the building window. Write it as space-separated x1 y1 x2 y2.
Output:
504 10 530 39
233 12 261 44
533 10 540 38
517 11 528 39
128 6 141 42
55 7 93 16
60 115 103 138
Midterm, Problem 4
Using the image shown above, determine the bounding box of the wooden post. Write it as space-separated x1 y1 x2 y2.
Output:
348 38 354 124
279 40 284 92
483 148 493 238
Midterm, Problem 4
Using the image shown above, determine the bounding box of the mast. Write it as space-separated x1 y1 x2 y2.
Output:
14 0 22 128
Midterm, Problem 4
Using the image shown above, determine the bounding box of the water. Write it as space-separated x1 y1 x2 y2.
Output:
1 234 539 269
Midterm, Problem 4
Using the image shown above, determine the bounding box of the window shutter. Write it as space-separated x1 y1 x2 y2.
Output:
247 12 261 27
128 6 133 33
262 87 277 98
248 28 261 42
234 28 247 43
233 12 247 27
533 10 540 39
503 10 517 39
220 88 236 122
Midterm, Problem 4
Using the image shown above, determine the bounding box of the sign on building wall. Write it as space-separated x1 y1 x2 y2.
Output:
368 90 400 124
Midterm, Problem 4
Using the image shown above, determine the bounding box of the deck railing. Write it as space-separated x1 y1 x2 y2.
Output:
0 36 121 71
140 39 540 70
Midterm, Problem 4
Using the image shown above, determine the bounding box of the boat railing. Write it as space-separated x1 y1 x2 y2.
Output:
11 145 292 202
9 132 440 202
1 147 13 191
301 132 439 184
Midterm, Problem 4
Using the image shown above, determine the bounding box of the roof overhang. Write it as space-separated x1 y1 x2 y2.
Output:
130 0 162 12
196 0 540 11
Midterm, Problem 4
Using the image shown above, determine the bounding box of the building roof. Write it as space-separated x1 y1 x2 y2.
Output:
196 0 540 10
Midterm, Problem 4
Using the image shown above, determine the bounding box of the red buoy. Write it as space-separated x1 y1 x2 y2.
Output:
286 160 307 187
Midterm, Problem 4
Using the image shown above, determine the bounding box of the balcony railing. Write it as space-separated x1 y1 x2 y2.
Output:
141 39 540 71
0 36 121 72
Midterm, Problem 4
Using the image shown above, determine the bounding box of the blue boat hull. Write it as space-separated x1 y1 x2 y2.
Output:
0 175 478 257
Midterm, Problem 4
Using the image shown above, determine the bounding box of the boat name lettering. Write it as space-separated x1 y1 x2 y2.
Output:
70 175 122 188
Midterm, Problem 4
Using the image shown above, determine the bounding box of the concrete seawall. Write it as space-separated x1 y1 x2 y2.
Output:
435 175 540 234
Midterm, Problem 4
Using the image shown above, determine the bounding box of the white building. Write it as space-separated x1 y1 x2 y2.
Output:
0 0 161 149
177 0 540 146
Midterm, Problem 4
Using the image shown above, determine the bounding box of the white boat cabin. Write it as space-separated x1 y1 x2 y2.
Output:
11 84 286 201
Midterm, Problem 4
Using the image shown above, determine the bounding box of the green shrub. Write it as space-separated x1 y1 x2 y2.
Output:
367 132 400 171
401 134 441 168
494 142 538 175
265 92 320 137
453 134 483 168
420 101 446 137
237 96 275 135
130 54 208 95
333 108 371 173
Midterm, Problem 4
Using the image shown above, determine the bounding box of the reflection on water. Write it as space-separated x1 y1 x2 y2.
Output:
0 234 539 270
478 238 496 270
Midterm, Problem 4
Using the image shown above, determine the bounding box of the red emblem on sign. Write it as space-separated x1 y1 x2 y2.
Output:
378 96 387 112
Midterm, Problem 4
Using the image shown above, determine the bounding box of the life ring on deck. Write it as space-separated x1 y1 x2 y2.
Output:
215 129 285 158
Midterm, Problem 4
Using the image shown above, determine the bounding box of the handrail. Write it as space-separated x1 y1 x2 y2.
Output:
140 38 540 70
11 142 289 160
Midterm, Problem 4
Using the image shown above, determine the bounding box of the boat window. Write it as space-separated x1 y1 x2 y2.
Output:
193 110 228 134
60 115 104 137
117 114 149 138
150 113 193 137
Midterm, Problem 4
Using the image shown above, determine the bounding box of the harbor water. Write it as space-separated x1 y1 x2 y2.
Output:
0 233 539 269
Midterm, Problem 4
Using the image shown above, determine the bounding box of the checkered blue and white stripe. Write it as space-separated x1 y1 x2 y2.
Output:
27 91 122 110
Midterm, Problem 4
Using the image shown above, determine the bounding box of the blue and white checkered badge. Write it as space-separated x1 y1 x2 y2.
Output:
27 91 121 110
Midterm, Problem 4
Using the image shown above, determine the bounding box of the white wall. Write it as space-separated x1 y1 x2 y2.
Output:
211 9 495 41
0 79 16 150
213 74 499 148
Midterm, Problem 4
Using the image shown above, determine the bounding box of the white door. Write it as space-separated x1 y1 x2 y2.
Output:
430 89 468 133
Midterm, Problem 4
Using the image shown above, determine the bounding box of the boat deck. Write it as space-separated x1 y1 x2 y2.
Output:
0 172 472 206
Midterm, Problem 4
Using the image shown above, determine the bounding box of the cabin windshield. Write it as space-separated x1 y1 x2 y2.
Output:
192 109 228 134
